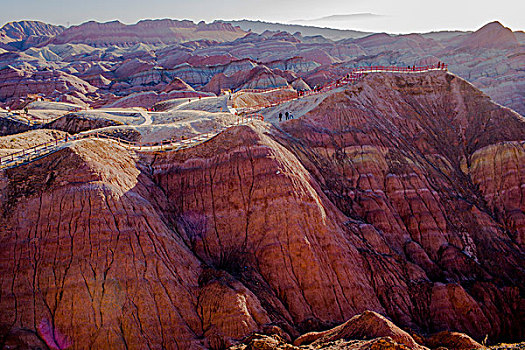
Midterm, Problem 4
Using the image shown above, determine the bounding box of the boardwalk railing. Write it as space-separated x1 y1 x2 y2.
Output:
0 114 264 170
235 64 448 112
1 113 33 126
1 64 446 170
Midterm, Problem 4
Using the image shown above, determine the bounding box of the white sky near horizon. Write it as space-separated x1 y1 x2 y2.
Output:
0 0 523 34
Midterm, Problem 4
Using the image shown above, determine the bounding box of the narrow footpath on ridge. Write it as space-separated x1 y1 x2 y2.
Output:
0 64 447 170
233 64 448 114
0 114 264 170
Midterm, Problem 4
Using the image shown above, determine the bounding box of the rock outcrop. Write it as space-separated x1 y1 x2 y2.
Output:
0 129 68 156
113 58 155 79
0 20 64 51
0 65 97 107
291 78 311 91
163 77 195 92
294 311 426 349
43 113 123 134
0 115 32 136
458 21 519 50
424 331 483 350
103 90 212 109
229 311 486 349
233 89 297 109
203 66 289 94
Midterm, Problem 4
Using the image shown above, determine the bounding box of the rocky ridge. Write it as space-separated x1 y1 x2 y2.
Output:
0 20 523 115
49 19 247 47
0 21 64 51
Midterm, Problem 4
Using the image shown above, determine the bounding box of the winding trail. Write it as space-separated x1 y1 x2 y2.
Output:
0 64 447 170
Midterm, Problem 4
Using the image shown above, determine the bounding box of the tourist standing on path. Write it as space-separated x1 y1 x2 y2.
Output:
285 111 289 120
279 112 282 122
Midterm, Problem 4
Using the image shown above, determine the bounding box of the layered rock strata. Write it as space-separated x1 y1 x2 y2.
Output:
0 72 523 348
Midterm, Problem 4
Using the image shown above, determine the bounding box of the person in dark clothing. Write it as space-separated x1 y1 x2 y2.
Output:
279 112 282 122
285 111 289 120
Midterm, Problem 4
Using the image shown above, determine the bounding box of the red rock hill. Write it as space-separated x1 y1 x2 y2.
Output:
0 71 523 348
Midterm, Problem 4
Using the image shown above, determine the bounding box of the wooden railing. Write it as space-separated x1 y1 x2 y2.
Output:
236 64 448 112
0 114 264 170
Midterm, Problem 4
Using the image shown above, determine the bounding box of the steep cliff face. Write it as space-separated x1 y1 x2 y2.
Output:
151 72 524 342
151 124 384 335
0 72 523 349
278 71 525 338
0 140 205 348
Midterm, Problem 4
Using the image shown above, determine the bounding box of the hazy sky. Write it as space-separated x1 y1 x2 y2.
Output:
1 0 523 33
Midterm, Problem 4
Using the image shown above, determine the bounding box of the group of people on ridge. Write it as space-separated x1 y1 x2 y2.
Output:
278 111 294 122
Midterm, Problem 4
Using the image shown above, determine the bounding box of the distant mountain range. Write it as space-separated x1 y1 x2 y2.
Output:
221 20 372 41
293 13 385 24
0 18 522 115
0 19 246 50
